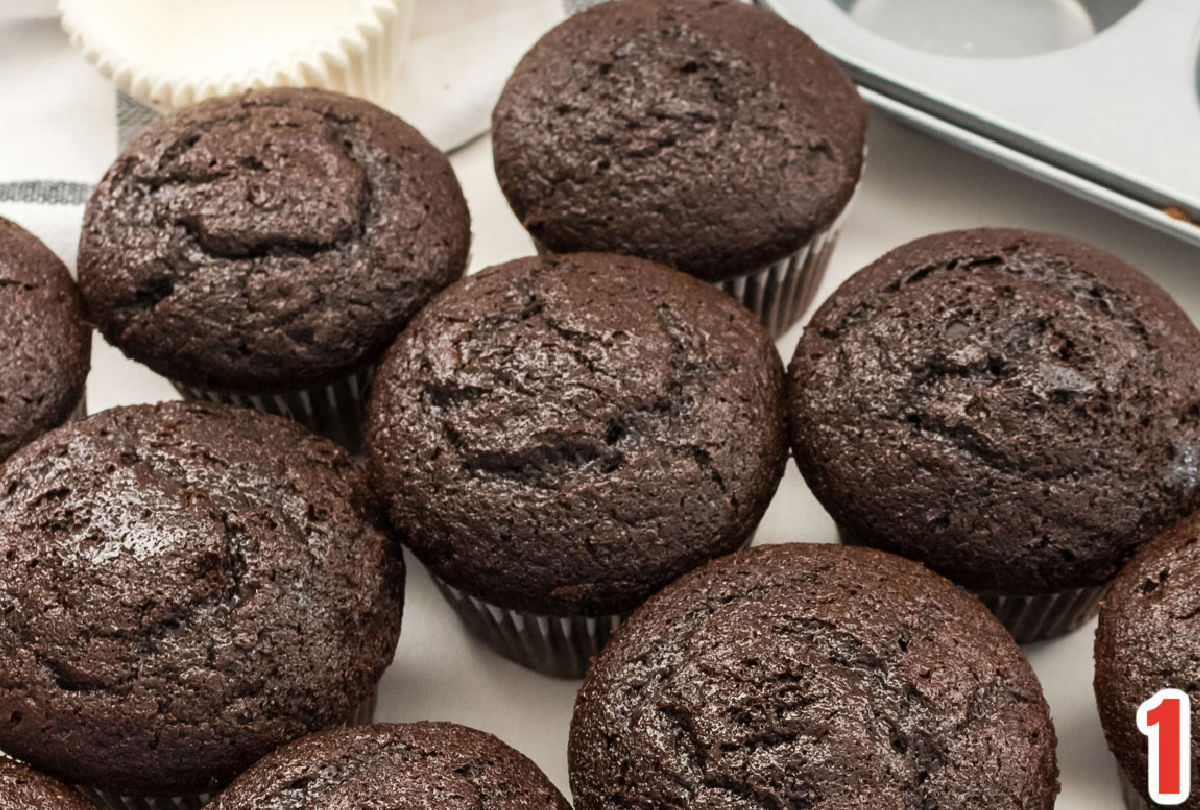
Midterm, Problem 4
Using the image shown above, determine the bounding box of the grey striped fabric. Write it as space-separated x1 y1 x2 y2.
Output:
0 91 157 208
0 180 91 204
117 91 159 150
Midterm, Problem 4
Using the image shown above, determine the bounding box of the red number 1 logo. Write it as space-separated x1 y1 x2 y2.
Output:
1138 689 1192 805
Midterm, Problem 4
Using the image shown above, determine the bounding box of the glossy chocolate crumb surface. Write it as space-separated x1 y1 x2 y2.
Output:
208 722 570 810
80 88 470 391
790 228 1200 593
493 0 866 281
571 542 1059 810
0 401 405 796
0 217 90 460
367 252 787 616
0 758 94 810
1096 512 1200 809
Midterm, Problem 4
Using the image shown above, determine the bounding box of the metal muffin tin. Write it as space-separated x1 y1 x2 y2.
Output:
767 0 1200 249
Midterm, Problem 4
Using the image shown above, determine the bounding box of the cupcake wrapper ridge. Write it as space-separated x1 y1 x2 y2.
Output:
976 586 1102 644
532 163 860 337
533 225 838 339
837 527 1101 644
60 0 414 110
172 364 376 450
69 393 88 422
716 224 840 338
430 534 758 679
432 575 622 680
75 789 212 810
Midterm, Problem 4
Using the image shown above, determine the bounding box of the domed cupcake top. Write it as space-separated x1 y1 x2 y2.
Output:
0 217 90 460
208 722 570 810
492 0 866 281
1095 511 1200 801
0 401 405 796
79 87 470 391
366 252 787 616
0 758 95 810
570 542 1058 810
789 228 1200 593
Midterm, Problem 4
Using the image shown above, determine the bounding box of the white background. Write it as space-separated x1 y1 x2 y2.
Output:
5 6 1200 809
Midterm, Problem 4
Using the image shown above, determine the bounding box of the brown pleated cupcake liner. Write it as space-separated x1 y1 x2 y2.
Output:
716 151 865 336
171 364 376 450
72 689 377 809
715 224 841 338
350 690 378 726
431 575 622 680
430 535 758 679
976 585 1103 644
837 526 1101 644
1118 764 1150 810
69 392 88 422
532 224 839 340
76 788 212 810
528 166 857 338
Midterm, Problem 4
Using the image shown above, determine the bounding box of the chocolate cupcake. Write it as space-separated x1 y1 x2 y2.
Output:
0 217 90 460
207 722 569 809
1096 512 1200 810
566 0 759 11
0 401 405 808
0 758 94 810
788 228 1200 642
492 0 866 336
365 252 787 677
78 87 471 448
570 542 1059 809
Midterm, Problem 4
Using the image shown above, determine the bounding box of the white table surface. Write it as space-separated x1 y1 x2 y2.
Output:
9 13 1200 808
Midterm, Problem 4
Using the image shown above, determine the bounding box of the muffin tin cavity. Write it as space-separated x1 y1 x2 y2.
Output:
775 0 1197 251
829 0 1143 58
1195 33 1200 115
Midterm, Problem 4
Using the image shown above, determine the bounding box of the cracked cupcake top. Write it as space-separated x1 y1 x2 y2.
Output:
492 0 866 282
570 543 1059 810
0 758 94 810
0 401 405 796
789 228 1200 593
365 253 787 616
78 87 470 392
208 722 570 810
1096 512 1200 806
0 217 90 461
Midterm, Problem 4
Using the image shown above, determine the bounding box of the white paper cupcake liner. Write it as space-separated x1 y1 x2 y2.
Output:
59 0 414 110
837 527 1101 643
73 690 377 810
171 364 376 450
